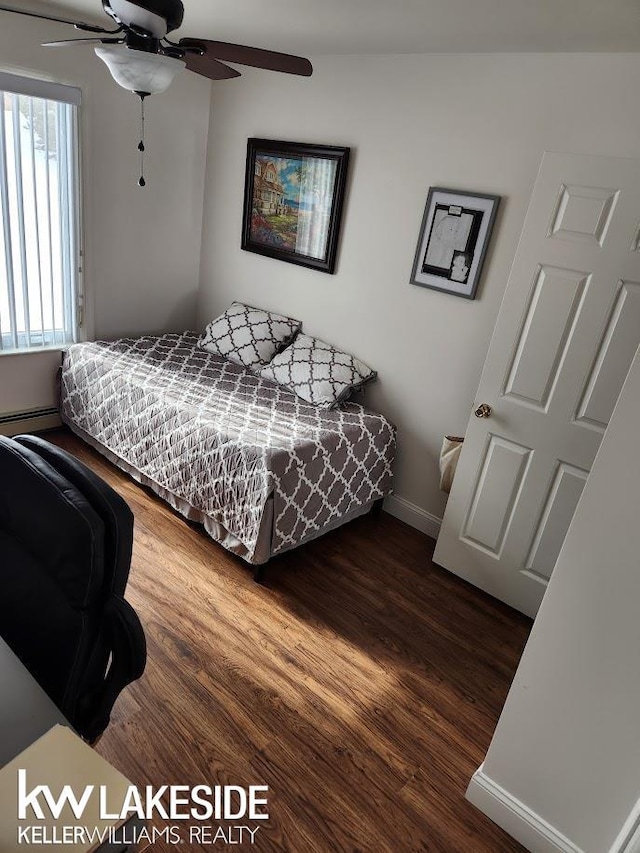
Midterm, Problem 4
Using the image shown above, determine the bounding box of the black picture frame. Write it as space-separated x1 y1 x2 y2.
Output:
241 138 350 275
410 187 500 299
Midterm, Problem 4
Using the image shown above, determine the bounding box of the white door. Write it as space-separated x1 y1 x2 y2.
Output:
434 152 640 617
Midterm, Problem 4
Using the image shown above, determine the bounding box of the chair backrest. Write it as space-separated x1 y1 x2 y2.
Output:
14 435 134 598
0 435 146 742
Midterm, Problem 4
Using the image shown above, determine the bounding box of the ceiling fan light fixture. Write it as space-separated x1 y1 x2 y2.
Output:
95 45 185 95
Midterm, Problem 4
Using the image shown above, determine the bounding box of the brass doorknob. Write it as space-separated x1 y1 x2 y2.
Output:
474 403 492 418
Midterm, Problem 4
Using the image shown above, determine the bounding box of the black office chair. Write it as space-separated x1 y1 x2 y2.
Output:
0 434 146 742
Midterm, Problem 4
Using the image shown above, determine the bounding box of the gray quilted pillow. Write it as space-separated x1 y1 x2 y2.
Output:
198 302 301 370
260 333 376 408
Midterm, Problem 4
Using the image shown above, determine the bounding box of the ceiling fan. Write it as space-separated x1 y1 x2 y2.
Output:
0 0 313 184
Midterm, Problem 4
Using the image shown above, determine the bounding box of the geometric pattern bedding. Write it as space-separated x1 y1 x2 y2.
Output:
198 301 301 370
60 333 396 563
261 332 376 408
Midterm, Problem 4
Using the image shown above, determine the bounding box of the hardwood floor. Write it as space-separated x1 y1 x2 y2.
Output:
49 430 531 852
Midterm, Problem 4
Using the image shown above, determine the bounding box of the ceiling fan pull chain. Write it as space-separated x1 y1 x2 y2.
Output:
138 94 146 188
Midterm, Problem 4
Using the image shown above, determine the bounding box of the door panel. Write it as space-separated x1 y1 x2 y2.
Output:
462 436 532 555
434 153 640 617
549 184 619 246
524 462 588 582
575 279 640 430
503 265 589 409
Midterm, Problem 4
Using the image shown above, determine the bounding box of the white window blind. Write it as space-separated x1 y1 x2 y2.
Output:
0 72 81 352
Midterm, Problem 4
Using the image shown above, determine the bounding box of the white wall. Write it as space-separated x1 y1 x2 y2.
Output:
0 14 211 414
198 53 640 524
466 345 640 853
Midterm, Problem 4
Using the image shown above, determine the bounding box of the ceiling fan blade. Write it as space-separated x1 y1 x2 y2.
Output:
43 38 124 48
180 39 312 77
0 3 114 33
183 52 241 81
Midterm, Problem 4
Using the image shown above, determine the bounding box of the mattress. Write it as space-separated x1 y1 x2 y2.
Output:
60 333 396 564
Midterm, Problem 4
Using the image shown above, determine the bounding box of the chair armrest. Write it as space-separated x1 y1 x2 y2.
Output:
78 597 146 743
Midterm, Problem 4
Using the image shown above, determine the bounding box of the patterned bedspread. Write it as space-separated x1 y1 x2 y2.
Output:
60 333 396 562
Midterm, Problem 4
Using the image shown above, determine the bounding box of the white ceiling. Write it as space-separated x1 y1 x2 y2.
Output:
21 0 640 55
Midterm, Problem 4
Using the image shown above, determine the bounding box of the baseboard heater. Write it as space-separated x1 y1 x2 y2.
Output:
0 406 61 437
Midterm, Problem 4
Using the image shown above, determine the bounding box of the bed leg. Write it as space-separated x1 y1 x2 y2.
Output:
253 565 266 584
371 498 385 519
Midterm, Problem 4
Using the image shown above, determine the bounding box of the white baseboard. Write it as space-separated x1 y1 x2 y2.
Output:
466 766 584 853
383 494 442 540
0 407 61 437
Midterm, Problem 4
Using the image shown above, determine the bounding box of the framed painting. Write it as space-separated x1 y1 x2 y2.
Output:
241 138 350 274
410 188 500 299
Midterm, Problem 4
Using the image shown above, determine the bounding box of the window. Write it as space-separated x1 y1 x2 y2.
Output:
0 72 81 352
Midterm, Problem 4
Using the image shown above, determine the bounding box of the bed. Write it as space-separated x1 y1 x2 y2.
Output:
60 332 396 571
